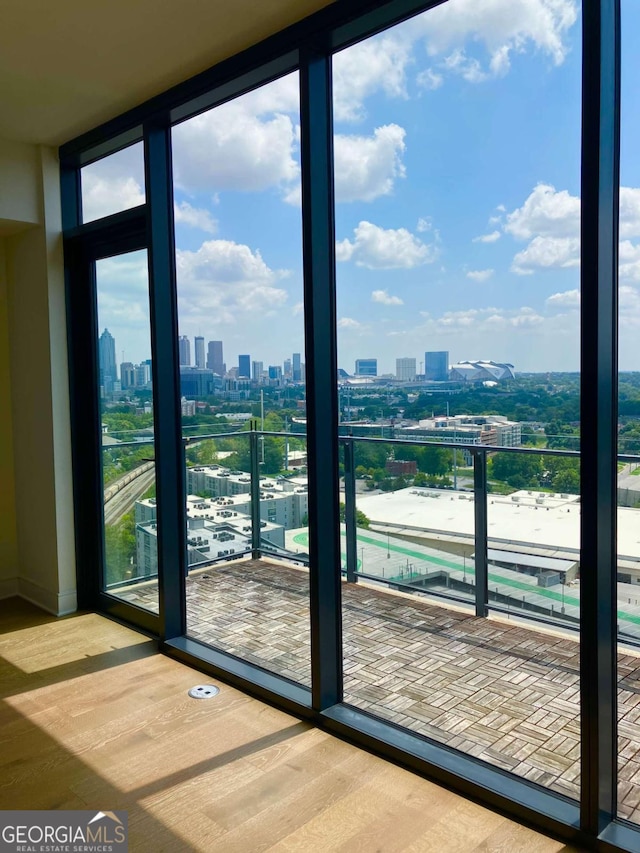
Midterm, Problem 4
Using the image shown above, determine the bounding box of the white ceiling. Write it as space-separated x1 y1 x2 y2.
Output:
0 0 335 147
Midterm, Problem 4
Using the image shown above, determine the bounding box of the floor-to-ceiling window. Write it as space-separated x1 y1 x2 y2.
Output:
617 0 640 827
333 0 583 798
61 1 638 849
168 72 311 683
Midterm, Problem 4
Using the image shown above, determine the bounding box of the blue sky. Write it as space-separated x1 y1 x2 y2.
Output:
85 0 640 375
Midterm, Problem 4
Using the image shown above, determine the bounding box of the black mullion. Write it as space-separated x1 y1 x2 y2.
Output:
64 245 103 610
144 119 187 642
60 161 82 230
580 0 621 835
300 45 342 711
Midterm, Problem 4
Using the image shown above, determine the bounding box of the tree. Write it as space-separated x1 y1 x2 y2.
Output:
490 452 544 489
104 512 137 585
552 468 580 493
338 502 370 529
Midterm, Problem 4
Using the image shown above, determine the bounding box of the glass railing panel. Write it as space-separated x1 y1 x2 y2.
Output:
486 449 580 629
345 438 474 606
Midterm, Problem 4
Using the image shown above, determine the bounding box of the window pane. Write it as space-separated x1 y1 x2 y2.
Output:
335 0 581 796
172 73 310 685
81 143 145 223
95 250 158 614
617 0 640 824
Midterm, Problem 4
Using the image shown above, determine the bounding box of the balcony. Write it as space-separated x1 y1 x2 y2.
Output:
104 431 640 826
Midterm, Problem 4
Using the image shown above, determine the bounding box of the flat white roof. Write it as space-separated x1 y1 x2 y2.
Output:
357 487 640 563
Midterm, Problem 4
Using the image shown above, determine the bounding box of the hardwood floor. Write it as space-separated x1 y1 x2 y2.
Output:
0 598 581 852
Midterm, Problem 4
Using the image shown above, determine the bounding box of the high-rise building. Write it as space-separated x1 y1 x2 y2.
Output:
355 358 377 377
268 365 282 382
207 340 225 375
292 352 302 381
98 328 118 391
178 335 191 366
238 354 251 378
120 362 135 390
252 360 264 383
425 351 449 381
396 357 416 381
194 336 205 369
283 358 292 378
135 363 151 387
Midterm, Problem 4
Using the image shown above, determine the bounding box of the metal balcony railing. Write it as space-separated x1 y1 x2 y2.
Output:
101 427 640 644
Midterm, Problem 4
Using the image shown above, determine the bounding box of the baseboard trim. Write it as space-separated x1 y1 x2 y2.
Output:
0 578 19 600
17 578 77 616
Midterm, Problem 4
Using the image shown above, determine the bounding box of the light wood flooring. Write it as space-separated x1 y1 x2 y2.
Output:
117 558 640 820
0 598 580 852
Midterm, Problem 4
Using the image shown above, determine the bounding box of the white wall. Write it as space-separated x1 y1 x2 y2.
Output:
0 136 76 614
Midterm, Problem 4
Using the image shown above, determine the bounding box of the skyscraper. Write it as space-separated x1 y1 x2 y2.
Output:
283 358 292 378
238 354 251 378
178 335 191 366
207 340 225 375
355 358 377 377
120 362 135 390
425 351 449 381
292 352 302 381
396 357 416 381
194 336 205 369
98 328 117 390
252 361 264 383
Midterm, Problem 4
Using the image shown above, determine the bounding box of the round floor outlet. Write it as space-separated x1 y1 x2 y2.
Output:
188 685 220 699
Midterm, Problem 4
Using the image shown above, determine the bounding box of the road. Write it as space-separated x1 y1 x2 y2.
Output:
103 467 156 526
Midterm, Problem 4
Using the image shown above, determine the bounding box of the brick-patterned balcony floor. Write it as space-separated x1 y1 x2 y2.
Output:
115 557 640 821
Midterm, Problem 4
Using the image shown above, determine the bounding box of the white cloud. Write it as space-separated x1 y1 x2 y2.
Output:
620 187 640 239
330 0 578 121
338 317 362 329
416 217 433 233
416 68 444 90
466 269 494 282
337 220 437 269
505 183 580 240
546 288 580 308
503 183 640 278
620 239 640 283
174 201 217 234
503 183 581 274
176 239 288 325
82 175 144 223
372 289 404 305
94 251 151 365
172 100 298 195
334 125 406 203
511 235 580 274
442 48 489 83
414 0 578 83
435 305 544 331
473 230 501 243
333 34 411 122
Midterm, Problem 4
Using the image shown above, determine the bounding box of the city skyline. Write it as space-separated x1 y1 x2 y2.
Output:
86 0 640 373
